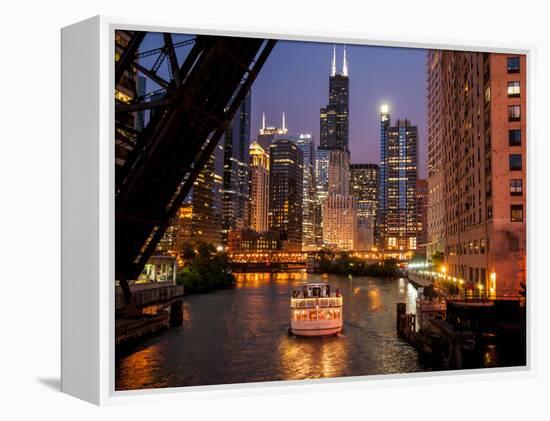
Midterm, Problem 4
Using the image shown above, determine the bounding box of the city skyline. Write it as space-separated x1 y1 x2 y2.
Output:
137 34 427 176
250 41 427 177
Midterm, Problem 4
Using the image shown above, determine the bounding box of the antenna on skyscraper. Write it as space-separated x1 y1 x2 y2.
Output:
331 44 337 77
342 45 348 77
282 112 286 131
262 112 266 130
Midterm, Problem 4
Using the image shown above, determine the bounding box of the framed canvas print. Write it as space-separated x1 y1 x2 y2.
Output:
61 15 533 405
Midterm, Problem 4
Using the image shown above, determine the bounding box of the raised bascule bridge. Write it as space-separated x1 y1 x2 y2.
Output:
115 30 276 307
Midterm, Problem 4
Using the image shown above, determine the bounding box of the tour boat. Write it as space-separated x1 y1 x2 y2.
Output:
290 283 343 336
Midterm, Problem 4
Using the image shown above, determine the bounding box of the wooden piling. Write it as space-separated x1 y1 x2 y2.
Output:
169 300 183 327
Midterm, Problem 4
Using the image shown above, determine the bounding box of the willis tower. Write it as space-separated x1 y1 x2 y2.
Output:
320 45 349 151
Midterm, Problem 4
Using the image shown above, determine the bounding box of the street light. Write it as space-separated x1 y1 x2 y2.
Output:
489 271 497 297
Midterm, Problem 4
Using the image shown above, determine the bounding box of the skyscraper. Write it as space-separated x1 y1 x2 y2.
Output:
379 107 418 252
350 163 379 250
378 104 390 248
170 145 224 252
222 90 252 245
319 46 357 251
426 50 446 260
322 194 358 251
427 51 527 294
291 133 317 250
320 45 349 151
327 149 350 195
248 141 270 232
322 148 357 251
268 139 304 251
257 112 288 151
314 147 331 245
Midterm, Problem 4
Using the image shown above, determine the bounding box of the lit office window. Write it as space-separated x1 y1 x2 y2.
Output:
507 81 520 97
511 204 524 222
510 179 523 196
508 105 521 121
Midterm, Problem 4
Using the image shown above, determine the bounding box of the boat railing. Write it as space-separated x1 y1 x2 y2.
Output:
290 296 343 309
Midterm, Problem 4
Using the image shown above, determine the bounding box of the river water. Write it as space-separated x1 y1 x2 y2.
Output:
116 273 425 390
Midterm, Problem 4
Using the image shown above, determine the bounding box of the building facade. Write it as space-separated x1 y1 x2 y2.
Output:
114 30 138 170
292 133 317 250
350 163 379 250
166 145 224 255
327 149 350 195
416 178 429 252
268 139 304 251
426 50 446 261
248 141 270 233
322 194 358 251
322 149 357 251
221 90 252 245
227 228 281 253
378 108 418 252
315 147 331 246
428 51 527 295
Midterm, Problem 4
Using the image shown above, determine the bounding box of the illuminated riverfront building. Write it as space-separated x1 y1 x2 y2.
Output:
427 51 527 294
323 149 357 251
291 133 317 250
257 112 288 151
426 50 446 260
378 106 418 251
248 141 270 232
221 90 252 245
227 228 281 253
268 139 304 251
350 163 379 250
323 194 358 251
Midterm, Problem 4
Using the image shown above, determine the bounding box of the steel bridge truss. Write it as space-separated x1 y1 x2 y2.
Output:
115 31 276 298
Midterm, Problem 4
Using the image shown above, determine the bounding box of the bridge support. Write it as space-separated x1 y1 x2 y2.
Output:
170 300 184 327
114 31 276 295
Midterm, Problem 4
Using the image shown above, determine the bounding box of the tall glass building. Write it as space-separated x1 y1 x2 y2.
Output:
320 45 349 152
268 139 304 251
291 133 316 250
379 107 418 252
221 90 252 245
315 147 331 245
350 163 379 250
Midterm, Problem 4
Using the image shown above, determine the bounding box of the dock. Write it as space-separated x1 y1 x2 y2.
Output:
115 281 185 346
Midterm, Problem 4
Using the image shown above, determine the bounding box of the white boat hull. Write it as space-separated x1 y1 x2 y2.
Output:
290 320 343 337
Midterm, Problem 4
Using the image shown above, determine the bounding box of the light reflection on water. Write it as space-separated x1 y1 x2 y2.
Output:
116 273 423 390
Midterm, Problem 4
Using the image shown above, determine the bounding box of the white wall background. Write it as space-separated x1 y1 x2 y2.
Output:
0 0 548 418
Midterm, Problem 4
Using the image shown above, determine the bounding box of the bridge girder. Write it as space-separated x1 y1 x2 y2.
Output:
115 31 276 284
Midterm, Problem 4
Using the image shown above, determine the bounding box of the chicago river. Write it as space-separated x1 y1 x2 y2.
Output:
116 274 425 390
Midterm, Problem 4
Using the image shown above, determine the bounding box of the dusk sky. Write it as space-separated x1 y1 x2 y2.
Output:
251 40 427 177
140 34 427 177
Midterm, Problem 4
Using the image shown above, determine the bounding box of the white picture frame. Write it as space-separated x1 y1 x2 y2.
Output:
61 15 536 406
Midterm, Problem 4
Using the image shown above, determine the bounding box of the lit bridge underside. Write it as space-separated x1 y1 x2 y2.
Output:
115 31 276 303
229 251 412 266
